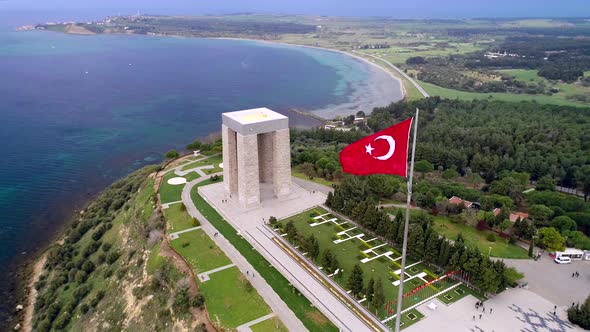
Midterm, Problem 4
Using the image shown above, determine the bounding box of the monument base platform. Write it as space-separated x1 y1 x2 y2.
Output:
199 180 326 233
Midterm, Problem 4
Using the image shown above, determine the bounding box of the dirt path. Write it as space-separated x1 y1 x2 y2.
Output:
22 255 47 332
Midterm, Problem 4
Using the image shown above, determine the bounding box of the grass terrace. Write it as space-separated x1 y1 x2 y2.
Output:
199 266 272 329
160 171 200 204
250 316 289 332
170 229 232 274
276 207 469 329
180 154 223 173
163 203 195 232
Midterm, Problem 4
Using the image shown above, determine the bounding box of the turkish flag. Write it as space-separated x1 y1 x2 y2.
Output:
339 118 413 177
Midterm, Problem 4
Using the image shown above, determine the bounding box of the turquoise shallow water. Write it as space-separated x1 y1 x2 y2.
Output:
0 15 401 323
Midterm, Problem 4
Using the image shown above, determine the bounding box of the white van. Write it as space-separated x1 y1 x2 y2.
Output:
554 256 572 264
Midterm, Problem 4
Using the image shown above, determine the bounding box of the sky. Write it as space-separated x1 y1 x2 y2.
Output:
1 0 590 18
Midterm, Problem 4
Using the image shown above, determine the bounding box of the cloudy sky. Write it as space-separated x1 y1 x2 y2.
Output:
2 0 589 18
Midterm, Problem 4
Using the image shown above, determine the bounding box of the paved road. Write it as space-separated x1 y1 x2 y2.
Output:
504 254 590 307
181 175 308 332
353 50 430 98
292 177 333 195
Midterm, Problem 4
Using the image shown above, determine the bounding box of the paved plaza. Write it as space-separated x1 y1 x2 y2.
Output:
505 254 590 307
406 288 583 332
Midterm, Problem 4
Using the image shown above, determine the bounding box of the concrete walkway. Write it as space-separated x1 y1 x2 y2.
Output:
235 313 276 332
353 50 430 98
161 200 182 209
169 226 202 239
197 263 236 282
181 175 308 332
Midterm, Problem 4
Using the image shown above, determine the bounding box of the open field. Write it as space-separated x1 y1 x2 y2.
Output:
199 266 272 329
432 217 529 259
276 206 475 330
419 81 589 107
359 42 485 65
190 181 338 332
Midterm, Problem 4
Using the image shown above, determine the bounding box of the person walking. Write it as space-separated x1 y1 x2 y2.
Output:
473 315 475 321
490 308 493 314
479 314 482 319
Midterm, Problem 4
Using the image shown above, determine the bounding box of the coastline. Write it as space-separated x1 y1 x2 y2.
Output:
214 36 406 105
12 28 405 329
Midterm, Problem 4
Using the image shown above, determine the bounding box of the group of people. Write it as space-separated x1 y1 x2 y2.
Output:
473 301 492 320
571 271 581 278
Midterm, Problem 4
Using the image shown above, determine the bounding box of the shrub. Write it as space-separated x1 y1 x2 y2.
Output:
486 233 496 242
165 149 180 159
191 294 205 309
181 242 190 248
79 303 89 314
106 250 121 264
192 217 200 227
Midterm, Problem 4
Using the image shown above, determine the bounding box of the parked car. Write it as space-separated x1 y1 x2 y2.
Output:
554 256 572 264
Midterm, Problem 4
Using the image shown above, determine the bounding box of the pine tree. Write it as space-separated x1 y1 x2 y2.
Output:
366 277 375 303
408 224 425 259
285 221 297 243
363 204 378 229
528 237 534 257
437 238 451 267
347 264 364 297
322 249 334 273
424 230 440 263
326 191 334 207
372 278 385 310
449 251 461 270
308 235 320 261
396 214 406 245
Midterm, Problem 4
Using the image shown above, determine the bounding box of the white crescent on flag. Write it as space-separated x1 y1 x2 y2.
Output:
373 135 396 160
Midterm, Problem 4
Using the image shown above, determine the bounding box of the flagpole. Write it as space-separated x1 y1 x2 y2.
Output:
394 108 419 332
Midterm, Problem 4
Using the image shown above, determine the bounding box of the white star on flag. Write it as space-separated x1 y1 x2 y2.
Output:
365 143 375 155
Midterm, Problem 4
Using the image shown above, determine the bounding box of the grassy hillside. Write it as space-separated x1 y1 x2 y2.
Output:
31 166 212 332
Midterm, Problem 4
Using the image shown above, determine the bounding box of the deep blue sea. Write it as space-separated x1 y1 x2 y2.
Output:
0 10 401 324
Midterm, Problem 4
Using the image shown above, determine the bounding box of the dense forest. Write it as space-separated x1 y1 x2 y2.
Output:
368 98 590 189
325 175 517 295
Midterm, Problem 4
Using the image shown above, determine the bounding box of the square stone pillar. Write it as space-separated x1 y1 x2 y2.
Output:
222 124 238 196
273 128 291 198
258 132 274 184
237 133 260 208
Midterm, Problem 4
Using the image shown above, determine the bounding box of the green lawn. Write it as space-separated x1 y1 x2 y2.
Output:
200 266 272 329
164 204 195 233
432 217 529 259
279 207 461 320
436 284 485 305
190 182 338 332
420 81 589 108
159 171 200 204
250 316 289 332
180 154 223 173
292 166 336 187
170 229 232 273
